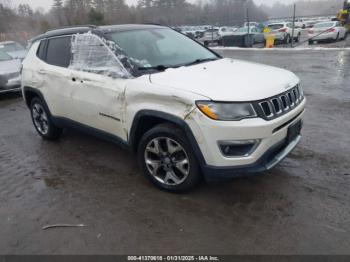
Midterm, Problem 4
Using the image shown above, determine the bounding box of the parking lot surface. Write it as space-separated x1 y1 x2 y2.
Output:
1 49 350 255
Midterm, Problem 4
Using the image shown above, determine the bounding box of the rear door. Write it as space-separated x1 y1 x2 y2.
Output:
37 35 75 118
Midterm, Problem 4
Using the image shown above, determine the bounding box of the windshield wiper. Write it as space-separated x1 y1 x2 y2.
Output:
137 65 170 72
185 58 219 67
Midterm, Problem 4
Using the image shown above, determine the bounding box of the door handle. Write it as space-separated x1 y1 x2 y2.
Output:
38 69 46 75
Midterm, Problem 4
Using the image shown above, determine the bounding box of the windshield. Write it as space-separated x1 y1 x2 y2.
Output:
314 22 335 28
108 28 218 69
0 50 12 61
0 42 24 52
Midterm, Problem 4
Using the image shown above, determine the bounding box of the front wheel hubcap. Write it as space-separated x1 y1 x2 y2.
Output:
32 103 49 135
145 137 190 186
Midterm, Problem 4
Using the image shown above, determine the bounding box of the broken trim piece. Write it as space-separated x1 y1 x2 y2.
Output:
99 112 121 122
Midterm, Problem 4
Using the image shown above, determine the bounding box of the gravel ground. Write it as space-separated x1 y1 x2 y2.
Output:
0 49 350 255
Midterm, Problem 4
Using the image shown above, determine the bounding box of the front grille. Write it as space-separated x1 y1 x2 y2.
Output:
254 85 304 120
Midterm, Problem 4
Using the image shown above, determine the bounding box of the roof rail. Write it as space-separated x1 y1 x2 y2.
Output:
46 24 97 33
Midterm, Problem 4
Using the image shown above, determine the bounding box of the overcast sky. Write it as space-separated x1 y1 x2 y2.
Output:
11 0 300 11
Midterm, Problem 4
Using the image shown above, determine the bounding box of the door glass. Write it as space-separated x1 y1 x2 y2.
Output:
46 36 72 68
69 33 130 78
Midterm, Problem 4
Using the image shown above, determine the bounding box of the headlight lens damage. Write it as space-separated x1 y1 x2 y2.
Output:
196 101 257 121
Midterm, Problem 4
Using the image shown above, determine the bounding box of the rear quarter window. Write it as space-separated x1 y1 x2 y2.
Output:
45 36 72 68
36 40 46 60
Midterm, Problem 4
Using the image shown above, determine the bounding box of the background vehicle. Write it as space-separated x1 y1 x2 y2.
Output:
308 21 347 44
232 26 265 44
180 26 197 39
202 28 221 46
0 49 21 93
218 26 237 37
266 22 302 44
294 18 306 29
304 20 317 28
244 22 259 27
0 41 26 60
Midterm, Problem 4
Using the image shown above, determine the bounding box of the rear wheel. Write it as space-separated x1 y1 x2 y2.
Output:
284 34 291 44
30 97 62 140
335 33 340 42
342 32 347 40
138 124 201 192
308 40 314 45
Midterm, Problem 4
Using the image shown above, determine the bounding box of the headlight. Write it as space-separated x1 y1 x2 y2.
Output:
196 101 257 121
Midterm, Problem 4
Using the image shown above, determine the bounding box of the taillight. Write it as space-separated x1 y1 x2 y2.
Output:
327 28 336 33
278 28 287 32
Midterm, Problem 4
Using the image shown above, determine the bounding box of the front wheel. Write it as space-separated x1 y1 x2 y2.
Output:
138 124 201 192
30 97 62 140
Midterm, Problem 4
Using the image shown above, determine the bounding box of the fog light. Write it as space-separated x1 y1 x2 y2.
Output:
218 140 260 157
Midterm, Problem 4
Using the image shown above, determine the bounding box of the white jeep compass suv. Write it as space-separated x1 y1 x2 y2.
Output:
22 25 305 192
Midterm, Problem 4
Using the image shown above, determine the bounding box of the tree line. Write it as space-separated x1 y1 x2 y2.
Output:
261 0 344 19
1 0 267 38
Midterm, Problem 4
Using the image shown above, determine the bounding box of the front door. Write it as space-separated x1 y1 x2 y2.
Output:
67 33 131 141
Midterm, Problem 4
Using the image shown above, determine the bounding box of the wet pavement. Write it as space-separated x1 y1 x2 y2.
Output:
1 49 350 255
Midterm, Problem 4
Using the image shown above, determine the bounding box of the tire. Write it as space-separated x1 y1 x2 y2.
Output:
308 40 314 45
284 34 291 44
342 32 347 40
204 41 209 46
335 33 339 42
295 33 301 43
138 123 201 192
30 97 62 140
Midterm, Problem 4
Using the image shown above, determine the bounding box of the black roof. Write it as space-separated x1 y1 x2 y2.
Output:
30 24 166 43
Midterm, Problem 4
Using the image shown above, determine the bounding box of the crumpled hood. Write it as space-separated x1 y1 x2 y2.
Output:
150 58 299 101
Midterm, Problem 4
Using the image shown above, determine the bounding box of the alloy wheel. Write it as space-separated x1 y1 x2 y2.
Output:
144 137 190 186
32 103 49 135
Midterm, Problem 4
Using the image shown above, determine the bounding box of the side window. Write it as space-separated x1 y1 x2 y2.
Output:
45 36 72 68
69 33 129 78
36 40 46 60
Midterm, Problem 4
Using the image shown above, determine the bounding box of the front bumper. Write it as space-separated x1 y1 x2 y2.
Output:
203 134 301 179
0 75 21 93
187 99 305 178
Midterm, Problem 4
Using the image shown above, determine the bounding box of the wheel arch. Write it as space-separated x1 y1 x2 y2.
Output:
129 110 206 167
